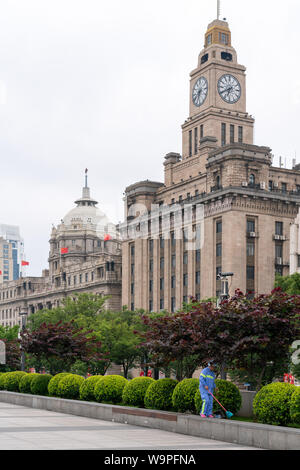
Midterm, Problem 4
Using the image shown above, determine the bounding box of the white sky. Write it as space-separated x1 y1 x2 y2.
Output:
0 0 299 276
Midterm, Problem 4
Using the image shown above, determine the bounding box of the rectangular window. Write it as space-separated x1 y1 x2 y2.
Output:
149 259 153 273
269 180 273 191
171 275 176 289
172 255 176 268
160 278 164 290
160 257 164 270
275 222 283 236
131 264 135 276
171 297 176 313
171 231 176 247
196 271 200 285
160 298 164 310
216 243 222 258
216 220 222 234
149 300 153 312
149 239 153 252
281 183 287 193
131 283 135 295
130 244 135 257
219 32 228 45
230 124 235 144
247 242 255 257
196 249 201 263
160 237 164 249
247 266 255 280
200 124 204 139
189 130 193 157
298 255 300 268
221 123 226 146
149 280 153 292
216 266 222 279
275 243 283 259
238 126 243 143
247 220 255 233
194 127 198 155
183 252 188 265
207 34 212 46
183 273 188 287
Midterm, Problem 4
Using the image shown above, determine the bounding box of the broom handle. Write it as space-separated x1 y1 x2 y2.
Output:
208 391 228 413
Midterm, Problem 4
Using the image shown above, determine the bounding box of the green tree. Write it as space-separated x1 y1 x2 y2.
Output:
275 273 300 295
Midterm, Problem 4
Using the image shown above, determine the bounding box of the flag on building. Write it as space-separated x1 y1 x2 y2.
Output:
61 247 69 254
21 261 29 266
104 234 112 241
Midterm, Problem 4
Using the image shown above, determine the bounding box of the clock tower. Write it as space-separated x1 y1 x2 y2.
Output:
182 18 255 161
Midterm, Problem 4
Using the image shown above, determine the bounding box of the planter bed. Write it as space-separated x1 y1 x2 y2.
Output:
1 391 300 450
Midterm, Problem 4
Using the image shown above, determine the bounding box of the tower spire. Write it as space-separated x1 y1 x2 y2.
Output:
85 168 88 188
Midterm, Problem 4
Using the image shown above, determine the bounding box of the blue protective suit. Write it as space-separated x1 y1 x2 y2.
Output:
199 367 216 416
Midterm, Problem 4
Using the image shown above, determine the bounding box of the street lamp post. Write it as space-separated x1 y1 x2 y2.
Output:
20 311 28 372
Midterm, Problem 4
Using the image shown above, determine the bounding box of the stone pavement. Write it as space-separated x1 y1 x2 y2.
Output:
0 402 261 450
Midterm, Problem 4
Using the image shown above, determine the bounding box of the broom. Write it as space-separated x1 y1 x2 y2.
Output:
208 391 234 419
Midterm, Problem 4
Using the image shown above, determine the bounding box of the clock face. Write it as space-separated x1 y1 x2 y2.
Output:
192 77 208 107
218 74 241 104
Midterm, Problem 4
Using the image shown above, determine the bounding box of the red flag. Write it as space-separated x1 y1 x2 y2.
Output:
0 270 2 275
21 261 29 266
104 234 112 241
61 247 69 254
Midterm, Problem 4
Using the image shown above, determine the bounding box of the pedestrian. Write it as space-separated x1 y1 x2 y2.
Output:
199 362 217 418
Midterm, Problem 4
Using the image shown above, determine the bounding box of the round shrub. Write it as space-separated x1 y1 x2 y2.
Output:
122 377 155 408
4 371 27 392
290 388 300 425
194 379 242 415
214 379 242 415
0 372 10 390
144 378 178 411
253 382 295 426
57 374 85 400
172 378 199 413
19 373 39 394
48 373 70 397
79 376 103 402
30 374 53 396
94 375 128 404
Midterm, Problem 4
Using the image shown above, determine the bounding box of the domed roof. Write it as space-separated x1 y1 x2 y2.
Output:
61 173 114 236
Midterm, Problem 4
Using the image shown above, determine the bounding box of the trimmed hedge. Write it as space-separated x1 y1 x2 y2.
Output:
79 376 103 402
48 373 70 397
94 375 128 404
122 377 155 408
30 374 53 396
57 374 85 400
19 373 39 394
253 382 296 426
4 371 27 392
144 378 178 411
0 372 11 390
290 388 300 425
172 378 199 413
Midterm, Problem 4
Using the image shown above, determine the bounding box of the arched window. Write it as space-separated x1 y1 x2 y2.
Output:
249 174 255 186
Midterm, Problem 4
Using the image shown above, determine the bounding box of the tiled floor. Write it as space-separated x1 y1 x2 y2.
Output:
0 402 259 450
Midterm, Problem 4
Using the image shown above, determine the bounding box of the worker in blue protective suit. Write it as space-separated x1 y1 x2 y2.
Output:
199 362 217 418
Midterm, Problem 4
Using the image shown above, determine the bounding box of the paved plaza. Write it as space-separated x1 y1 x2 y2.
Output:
0 401 260 450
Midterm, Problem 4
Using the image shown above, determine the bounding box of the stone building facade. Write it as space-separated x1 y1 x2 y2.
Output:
121 18 300 312
0 178 122 327
290 209 300 274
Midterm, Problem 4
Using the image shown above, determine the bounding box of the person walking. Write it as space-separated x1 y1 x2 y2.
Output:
199 362 216 418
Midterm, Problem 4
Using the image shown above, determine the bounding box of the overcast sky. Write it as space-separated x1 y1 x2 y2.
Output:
0 0 299 276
